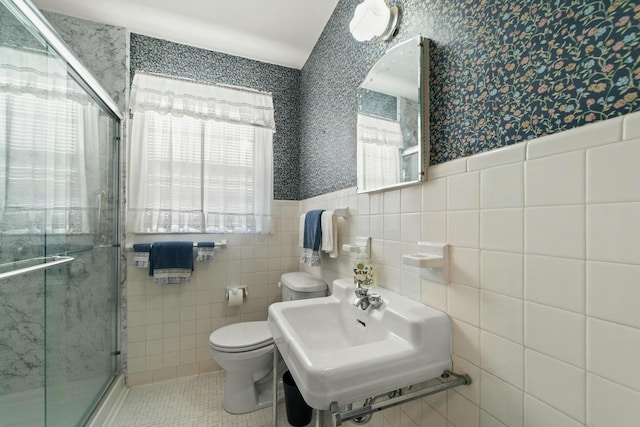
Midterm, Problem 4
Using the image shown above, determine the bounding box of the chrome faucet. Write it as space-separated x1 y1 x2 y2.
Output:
353 287 383 310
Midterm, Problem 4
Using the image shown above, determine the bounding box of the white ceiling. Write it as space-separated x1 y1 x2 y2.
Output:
33 0 341 69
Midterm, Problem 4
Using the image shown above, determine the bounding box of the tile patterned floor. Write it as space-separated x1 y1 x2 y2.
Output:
110 371 314 427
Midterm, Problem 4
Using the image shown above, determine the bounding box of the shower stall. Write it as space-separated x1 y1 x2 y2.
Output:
0 0 122 425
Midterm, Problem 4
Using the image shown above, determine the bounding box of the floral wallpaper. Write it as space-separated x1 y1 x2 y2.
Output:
429 0 640 162
299 0 640 198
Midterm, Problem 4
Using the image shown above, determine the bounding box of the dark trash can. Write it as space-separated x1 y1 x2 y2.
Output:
283 370 313 426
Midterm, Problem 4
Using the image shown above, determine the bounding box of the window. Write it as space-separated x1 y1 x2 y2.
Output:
127 73 274 234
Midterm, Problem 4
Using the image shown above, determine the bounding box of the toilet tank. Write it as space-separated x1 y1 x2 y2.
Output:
279 272 327 301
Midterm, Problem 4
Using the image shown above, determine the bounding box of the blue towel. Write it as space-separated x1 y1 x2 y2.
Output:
132 243 151 252
148 242 194 284
197 241 215 248
300 210 324 266
303 210 325 251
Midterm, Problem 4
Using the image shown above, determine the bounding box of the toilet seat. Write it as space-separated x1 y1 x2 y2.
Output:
209 321 273 353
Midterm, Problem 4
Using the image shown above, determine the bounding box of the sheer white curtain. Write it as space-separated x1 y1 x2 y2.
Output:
127 73 274 234
0 46 98 234
356 113 404 191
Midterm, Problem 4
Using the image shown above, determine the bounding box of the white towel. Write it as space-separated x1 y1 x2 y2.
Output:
299 213 306 248
321 210 338 258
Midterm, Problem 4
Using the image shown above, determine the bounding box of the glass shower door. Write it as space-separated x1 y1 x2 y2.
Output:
0 258 74 427
0 1 56 425
0 0 121 425
43 102 120 426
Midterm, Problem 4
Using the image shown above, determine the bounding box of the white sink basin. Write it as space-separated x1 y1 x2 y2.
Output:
267 278 452 409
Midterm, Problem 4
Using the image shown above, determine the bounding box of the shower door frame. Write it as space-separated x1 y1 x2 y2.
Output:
1 0 124 425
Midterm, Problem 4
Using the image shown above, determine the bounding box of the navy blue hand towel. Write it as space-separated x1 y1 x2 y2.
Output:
148 241 194 277
132 243 151 252
303 209 325 251
197 241 215 248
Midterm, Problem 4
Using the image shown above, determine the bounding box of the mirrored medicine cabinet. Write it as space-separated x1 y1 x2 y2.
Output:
356 35 429 193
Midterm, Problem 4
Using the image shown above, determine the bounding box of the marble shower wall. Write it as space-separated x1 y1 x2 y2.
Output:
299 0 640 199
0 2 45 50
43 11 127 112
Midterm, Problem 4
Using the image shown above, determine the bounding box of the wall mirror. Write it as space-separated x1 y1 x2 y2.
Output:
356 35 429 193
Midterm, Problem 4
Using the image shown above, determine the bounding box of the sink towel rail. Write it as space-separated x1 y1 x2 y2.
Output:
329 370 472 426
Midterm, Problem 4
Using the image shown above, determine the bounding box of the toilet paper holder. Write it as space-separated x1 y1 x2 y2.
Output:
225 286 248 301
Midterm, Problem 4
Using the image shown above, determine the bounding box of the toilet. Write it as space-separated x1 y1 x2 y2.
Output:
209 272 327 414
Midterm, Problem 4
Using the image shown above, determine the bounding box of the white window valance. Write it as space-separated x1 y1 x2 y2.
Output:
130 73 275 131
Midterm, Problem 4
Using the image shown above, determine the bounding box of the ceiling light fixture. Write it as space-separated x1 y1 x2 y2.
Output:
349 0 400 42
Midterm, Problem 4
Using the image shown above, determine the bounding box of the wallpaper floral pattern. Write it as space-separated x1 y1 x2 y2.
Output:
429 0 640 162
299 0 640 198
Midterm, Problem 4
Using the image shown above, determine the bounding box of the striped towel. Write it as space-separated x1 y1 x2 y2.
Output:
132 243 151 268
149 241 194 285
196 241 215 262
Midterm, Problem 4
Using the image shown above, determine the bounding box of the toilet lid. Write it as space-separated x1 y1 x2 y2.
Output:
280 272 327 293
209 321 273 353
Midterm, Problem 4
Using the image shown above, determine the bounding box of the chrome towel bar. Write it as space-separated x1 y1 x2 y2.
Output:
0 256 75 281
124 240 227 251
330 370 472 426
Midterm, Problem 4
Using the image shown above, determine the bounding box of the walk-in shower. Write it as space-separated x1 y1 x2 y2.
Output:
0 0 122 425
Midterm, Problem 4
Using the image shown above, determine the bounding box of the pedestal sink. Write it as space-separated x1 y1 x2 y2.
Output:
267 278 452 410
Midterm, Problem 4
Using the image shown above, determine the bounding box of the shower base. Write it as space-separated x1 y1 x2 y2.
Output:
0 375 114 427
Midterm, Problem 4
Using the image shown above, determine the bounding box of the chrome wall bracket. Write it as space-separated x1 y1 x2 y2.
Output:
329 370 472 426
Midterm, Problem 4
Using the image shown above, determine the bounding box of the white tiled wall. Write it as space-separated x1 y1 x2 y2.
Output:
124 200 299 386
122 111 640 421
301 111 640 427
